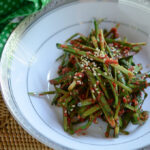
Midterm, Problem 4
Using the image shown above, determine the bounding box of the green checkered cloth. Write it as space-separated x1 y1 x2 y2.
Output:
0 0 51 57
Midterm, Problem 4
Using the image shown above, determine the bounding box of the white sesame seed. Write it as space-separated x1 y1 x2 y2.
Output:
93 72 96 76
81 64 84 67
104 72 107 76
91 90 95 93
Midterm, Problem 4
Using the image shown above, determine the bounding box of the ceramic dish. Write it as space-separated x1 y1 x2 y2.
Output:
1 0 150 149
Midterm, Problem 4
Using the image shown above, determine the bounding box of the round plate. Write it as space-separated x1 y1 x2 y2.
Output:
1 0 150 150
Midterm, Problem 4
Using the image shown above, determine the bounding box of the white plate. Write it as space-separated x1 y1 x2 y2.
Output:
1 0 150 150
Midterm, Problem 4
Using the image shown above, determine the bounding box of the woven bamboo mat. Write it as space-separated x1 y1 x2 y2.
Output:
0 93 52 150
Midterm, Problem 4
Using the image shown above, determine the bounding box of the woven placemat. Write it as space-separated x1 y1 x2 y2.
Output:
0 92 53 150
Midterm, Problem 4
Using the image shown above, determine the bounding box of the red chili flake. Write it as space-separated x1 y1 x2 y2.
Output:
62 67 70 74
122 89 125 92
139 91 142 96
93 118 98 124
137 117 140 121
61 45 68 48
105 59 118 65
132 99 138 106
132 99 136 104
111 27 117 33
119 109 125 116
128 72 134 78
86 52 91 56
98 115 101 118
87 105 91 109
70 40 75 45
70 41 81 48
76 44 80 48
97 93 101 100
123 50 129 54
123 97 127 103
75 129 82 134
80 117 85 122
128 66 134 72
69 58 76 64
127 47 131 50
135 81 139 85
117 43 121 48
96 81 100 85
96 104 100 108
123 46 127 51
99 33 103 44
134 101 138 106
71 39 82 43
68 117 71 124
78 39 83 42
105 132 109 137
91 87 95 91
126 110 131 113
112 82 116 88
75 72 84 78
70 55 75 59
49 79 55 84
141 76 145 80
98 56 104 59
113 42 119 47
64 112 67 117
72 47 79 53
58 65 62 70
108 99 113 105
91 99 95 103
82 132 87 135
93 38 97 43
80 94 86 99
145 81 148 87
77 115 81 119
